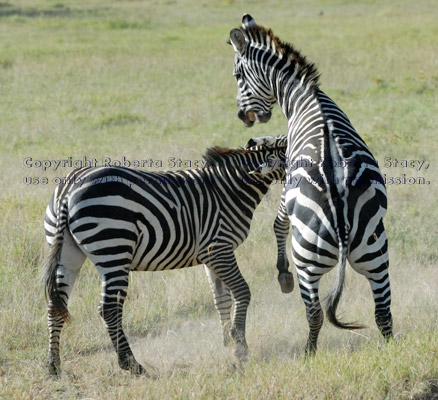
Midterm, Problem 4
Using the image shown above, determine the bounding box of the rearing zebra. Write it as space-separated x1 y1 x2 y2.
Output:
42 136 287 376
228 15 393 354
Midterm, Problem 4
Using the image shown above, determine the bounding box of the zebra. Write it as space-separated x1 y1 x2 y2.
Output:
42 135 287 376
228 14 393 354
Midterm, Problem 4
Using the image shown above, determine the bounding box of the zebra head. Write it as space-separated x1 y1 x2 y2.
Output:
244 135 288 150
229 14 276 127
243 134 287 178
204 135 286 183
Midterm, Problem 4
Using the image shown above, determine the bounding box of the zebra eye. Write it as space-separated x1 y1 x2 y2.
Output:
267 155 275 167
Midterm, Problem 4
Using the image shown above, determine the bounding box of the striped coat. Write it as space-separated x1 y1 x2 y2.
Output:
43 136 287 375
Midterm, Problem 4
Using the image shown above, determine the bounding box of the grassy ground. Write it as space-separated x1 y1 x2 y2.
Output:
1 1 437 398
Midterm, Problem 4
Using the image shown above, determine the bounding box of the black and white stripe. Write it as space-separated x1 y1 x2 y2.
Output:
229 15 392 354
42 136 287 376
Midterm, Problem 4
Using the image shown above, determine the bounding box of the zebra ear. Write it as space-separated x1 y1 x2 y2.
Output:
242 14 256 29
229 28 246 55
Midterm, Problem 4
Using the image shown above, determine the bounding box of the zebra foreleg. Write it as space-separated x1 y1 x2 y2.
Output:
204 266 233 346
97 268 146 375
274 195 294 293
206 252 250 362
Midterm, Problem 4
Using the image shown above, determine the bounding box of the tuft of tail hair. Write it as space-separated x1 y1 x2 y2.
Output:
325 239 366 330
41 200 71 323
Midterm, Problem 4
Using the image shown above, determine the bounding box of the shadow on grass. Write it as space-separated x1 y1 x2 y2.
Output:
75 343 113 357
412 380 438 400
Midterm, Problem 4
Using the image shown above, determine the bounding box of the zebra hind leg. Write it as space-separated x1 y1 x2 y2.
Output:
349 227 393 341
373 288 393 340
371 260 393 339
366 272 393 340
296 273 324 356
97 267 147 376
350 268 393 340
304 300 324 356
204 266 233 346
46 232 85 376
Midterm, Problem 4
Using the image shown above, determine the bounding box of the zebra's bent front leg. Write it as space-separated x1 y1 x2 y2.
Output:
205 250 250 362
204 266 233 346
274 193 294 293
97 266 146 375
296 269 324 356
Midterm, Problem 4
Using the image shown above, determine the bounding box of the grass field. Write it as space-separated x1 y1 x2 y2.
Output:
1 0 437 398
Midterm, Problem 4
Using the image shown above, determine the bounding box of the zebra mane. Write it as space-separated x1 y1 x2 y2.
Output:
203 146 251 164
242 24 320 87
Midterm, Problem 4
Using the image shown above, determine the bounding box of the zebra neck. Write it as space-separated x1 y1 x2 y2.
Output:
280 85 326 162
215 164 270 208
270 61 319 120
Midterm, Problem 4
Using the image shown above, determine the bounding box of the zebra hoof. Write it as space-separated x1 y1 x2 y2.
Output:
130 363 148 376
223 333 232 347
234 342 248 363
46 357 61 378
120 355 147 376
278 272 294 293
304 343 317 358
123 358 159 378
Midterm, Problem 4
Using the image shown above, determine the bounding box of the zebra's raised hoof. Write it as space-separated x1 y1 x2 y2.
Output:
278 272 294 293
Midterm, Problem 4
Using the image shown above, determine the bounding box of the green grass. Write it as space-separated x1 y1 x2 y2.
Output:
1 0 437 398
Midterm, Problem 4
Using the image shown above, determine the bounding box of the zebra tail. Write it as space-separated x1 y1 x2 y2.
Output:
41 199 71 323
325 240 365 330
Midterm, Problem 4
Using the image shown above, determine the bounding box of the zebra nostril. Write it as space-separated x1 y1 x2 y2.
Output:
237 109 254 127
256 111 272 123
238 109 246 121
247 111 256 122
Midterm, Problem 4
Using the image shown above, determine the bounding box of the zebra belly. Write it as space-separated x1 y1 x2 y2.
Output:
70 217 199 272
129 205 201 271
132 235 199 271
65 167 208 271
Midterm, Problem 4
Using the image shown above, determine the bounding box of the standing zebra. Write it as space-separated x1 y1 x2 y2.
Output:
228 15 393 354
42 136 287 376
